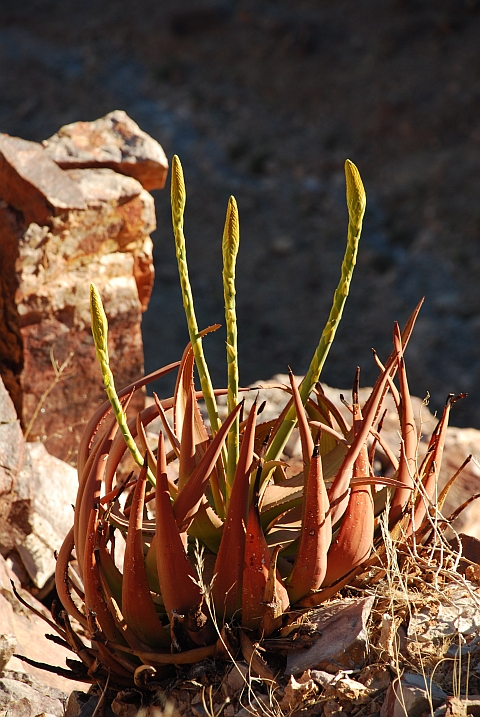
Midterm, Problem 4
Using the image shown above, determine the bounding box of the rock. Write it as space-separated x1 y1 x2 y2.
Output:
0 676 66 717
0 115 162 465
434 697 480 716
0 634 16 672
0 378 25 549
285 596 374 675
380 673 446 717
14 442 77 591
0 379 78 593
0 134 86 225
0 554 86 694
223 662 249 695
43 110 169 191
408 583 480 643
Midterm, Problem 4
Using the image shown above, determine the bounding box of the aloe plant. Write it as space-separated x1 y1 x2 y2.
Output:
49 156 468 687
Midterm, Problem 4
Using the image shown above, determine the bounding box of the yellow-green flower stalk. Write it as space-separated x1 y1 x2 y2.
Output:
90 283 156 485
222 196 240 494
265 159 366 464
171 155 226 511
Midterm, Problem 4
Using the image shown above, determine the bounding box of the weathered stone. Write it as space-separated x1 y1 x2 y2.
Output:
285 596 374 676
434 697 480 716
0 117 161 465
0 135 86 225
0 677 65 717
43 110 169 191
15 167 155 461
408 582 480 644
0 634 16 672
380 673 446 717
0 554 85 694
13 442 77 590
0 378 25 548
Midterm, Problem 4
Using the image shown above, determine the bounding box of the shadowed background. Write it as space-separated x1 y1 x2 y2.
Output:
1 0 480 425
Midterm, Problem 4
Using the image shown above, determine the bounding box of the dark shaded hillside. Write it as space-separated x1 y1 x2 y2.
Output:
1 0 480 425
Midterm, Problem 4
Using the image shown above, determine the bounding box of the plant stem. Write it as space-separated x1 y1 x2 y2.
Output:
222 196 240 495
171 156 226 506
265 159 366 463
90 283 156 486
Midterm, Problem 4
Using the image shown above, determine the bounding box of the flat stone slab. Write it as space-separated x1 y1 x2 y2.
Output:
0 134 86 224
285 596 374 675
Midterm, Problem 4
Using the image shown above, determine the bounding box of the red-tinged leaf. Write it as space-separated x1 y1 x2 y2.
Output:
173 402 242 532
212 401 258 620
55 527 88 628
136 413 157 475
77 361 181 479
362 299 423 422
155 433 204 618
75 414 119 577
173 328 218 443
96 524 123 609
328 360 391 525
122 458 170 648
390 323 417 525
242 467 289 631
178 359 199 491
153 392 181 459
260 545 289 636
313 384 351 436
323 443 374 587
287 442 331 603
289 369 314 484
83 506 126 645
187 500 223 553
323 380 374 587
413 393 465 531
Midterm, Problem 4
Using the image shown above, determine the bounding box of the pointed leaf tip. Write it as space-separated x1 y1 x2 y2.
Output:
345 159 366 222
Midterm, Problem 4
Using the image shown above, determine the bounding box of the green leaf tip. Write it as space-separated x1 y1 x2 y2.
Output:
90 282 109 362
344 159 366 227
171 155 186 227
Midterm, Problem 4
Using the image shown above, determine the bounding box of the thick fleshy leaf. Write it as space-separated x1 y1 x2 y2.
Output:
83 506 126 645
289 369 314 484
328 360 391 525
242 466 289 631
212 401 258 620
173 402 242 532
155 433 204 618
287 442 331 603
389 323 417 525
323 380 374 587
413 393 465 531
122 458 170 648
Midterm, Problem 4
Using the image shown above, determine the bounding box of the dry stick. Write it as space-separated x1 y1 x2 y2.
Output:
24 346 74 440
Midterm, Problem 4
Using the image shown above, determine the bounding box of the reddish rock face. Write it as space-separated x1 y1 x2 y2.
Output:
42 109 169 191
0 113 167 464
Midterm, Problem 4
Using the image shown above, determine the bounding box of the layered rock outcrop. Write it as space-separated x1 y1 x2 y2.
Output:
0 111 168 463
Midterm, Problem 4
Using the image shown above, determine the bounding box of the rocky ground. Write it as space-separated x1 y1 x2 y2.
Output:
1 0 480 427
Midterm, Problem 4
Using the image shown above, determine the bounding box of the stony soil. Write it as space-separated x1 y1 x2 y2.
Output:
1 0 480 426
